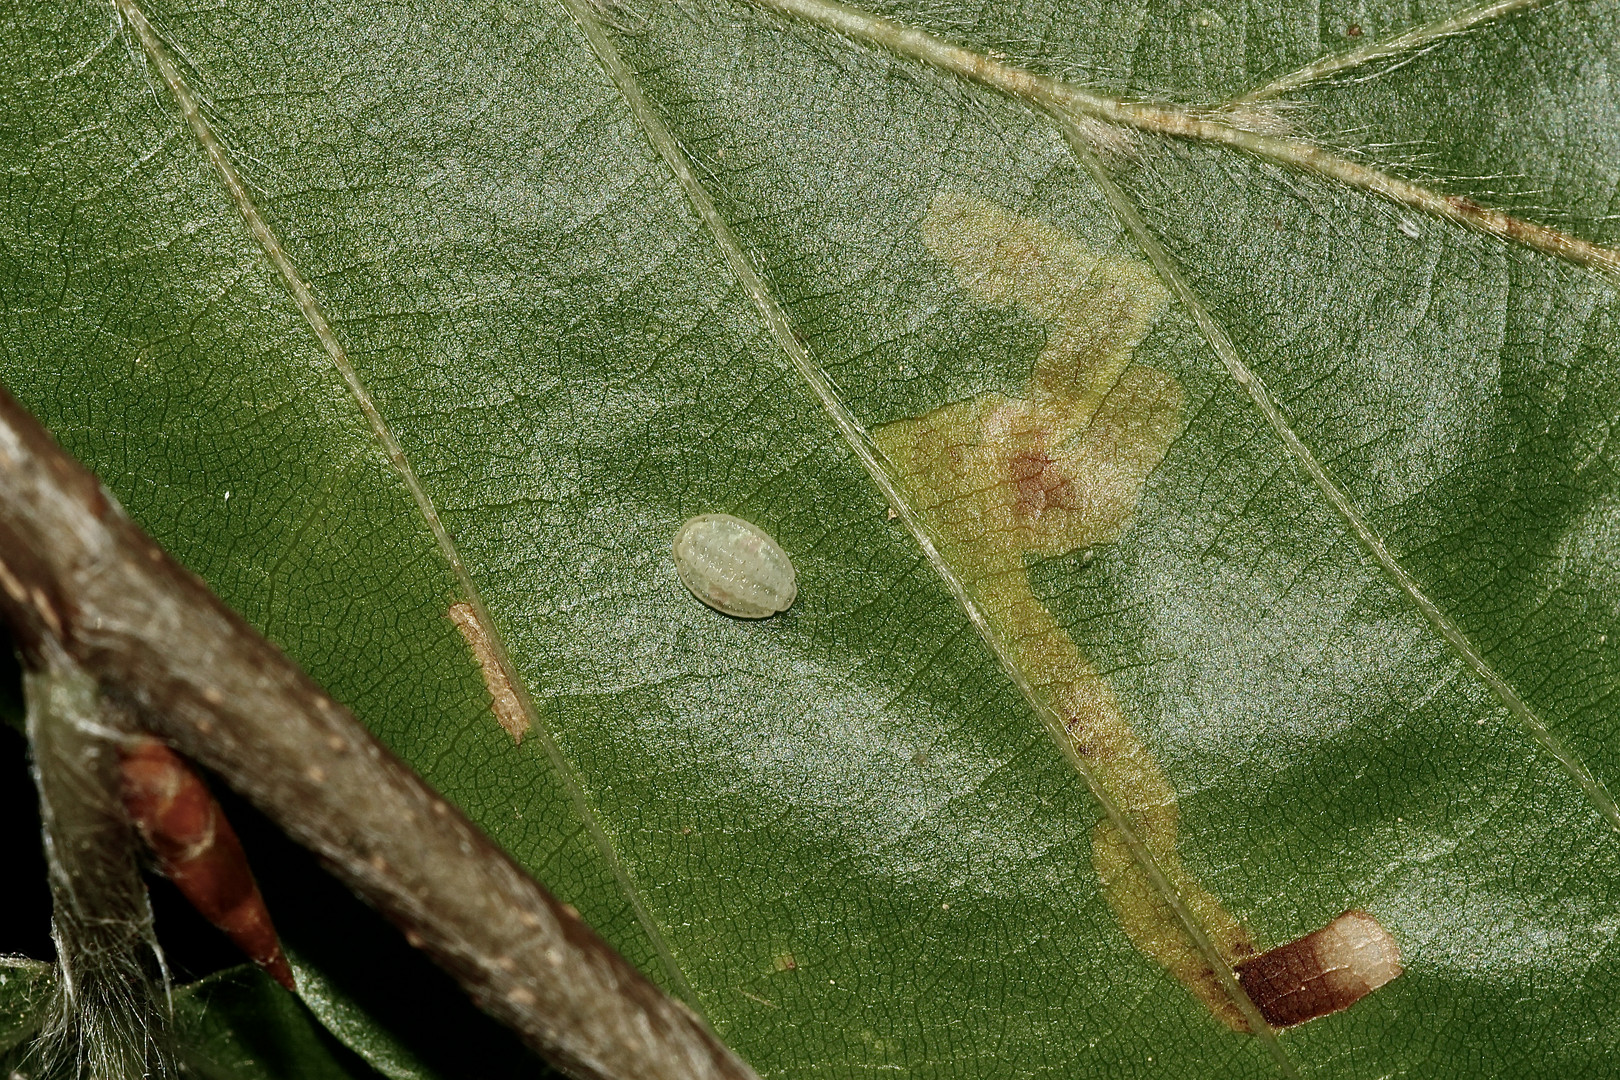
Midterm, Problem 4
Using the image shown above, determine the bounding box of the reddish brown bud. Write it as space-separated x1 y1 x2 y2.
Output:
119 737 295 991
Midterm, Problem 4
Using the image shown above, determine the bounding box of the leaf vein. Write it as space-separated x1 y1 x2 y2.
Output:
556 0 1306 1062
1230 0 1545 104
743 0 1620 279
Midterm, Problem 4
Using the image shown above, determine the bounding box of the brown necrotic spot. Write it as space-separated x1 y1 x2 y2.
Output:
1235 910 1402 1028
1009 449 1076 520
449 601 529 744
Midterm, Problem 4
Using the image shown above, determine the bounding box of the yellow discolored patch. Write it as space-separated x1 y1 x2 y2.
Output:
875 192 1254 1028
448 602 530 744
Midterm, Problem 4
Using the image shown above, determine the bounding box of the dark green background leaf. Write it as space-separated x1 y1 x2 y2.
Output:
172 968 384 1080
3 0 1618 1076
0 958 53 1059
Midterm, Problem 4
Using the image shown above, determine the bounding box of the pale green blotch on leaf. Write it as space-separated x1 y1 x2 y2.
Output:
875 192 1255 1028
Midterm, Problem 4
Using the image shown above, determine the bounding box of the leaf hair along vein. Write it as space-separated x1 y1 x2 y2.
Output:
741 0 1620 280
1230 0 1546 104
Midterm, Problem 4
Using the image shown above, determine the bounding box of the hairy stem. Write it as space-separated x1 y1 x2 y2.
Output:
26 658 170 1080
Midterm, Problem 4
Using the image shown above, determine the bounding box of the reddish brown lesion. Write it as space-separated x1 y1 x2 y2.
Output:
1008 448 1076 522
119 737 295 991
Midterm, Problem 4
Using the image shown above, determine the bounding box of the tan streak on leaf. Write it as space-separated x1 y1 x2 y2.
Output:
449 601 529 744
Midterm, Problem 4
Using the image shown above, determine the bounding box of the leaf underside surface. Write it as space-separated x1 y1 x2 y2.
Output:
2 0 1619 1076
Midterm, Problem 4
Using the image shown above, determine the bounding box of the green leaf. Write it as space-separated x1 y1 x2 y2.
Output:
0 958 53 1058
172 967 387 1080
3 0 1619 1075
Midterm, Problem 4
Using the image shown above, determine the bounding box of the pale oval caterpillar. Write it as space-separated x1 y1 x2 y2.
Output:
672 514 796 618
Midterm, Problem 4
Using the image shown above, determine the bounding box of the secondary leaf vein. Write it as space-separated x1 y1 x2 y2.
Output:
741 0 1620 281
1230 0 1545 104
1045 107 1620 837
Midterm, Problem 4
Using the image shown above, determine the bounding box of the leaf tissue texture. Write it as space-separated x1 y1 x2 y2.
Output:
3 0 1620 1076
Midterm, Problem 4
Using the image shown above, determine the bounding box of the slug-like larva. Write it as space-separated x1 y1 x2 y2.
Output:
672 513 796 618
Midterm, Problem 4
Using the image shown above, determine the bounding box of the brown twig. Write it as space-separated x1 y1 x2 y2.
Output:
0 385 759 1080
